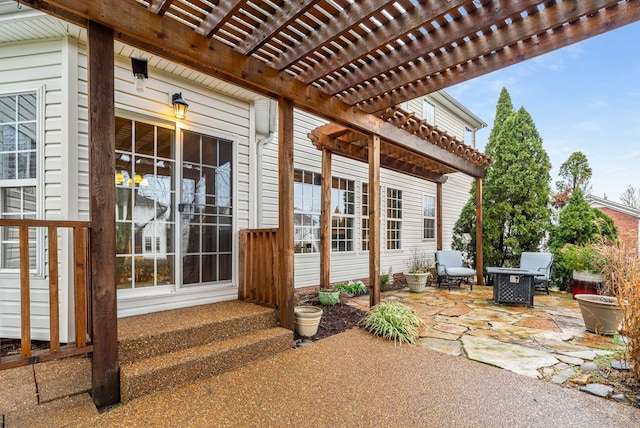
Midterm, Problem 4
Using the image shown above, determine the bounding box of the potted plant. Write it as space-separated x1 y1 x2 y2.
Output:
318 288 341 305
294 305 323 337
559 243 608 297
404 249 431 293
572 243 623 336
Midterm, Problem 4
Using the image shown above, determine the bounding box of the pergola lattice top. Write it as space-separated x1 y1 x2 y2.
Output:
22 0 640 176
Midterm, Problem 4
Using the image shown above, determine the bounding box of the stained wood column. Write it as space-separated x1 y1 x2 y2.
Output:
87 21 119 408
368 135 381 307
320 148 332 289
475 178 484 286
278 97 295 330
436 182 443 250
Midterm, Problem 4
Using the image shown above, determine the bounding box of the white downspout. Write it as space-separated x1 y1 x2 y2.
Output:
256 99 277 227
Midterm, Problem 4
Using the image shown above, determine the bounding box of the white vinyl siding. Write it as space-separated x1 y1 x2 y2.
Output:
260 108 472 288
0 40 61 341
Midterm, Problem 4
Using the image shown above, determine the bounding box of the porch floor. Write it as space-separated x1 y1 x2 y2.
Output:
3 287 640 427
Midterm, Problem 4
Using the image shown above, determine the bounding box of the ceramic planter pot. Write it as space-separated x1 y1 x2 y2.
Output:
318 290 340 305
294 306 323 337
575 294 622 335
405 272 429 293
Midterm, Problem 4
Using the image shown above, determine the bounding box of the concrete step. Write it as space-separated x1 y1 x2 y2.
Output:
4 393 98 428
118 301 279 365
120 326 292 403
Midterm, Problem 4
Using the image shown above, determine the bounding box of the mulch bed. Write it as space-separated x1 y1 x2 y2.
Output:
293 279 407 343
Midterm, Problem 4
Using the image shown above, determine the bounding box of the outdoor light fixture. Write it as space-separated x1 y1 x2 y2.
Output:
171 92 189 119
131 56 148 92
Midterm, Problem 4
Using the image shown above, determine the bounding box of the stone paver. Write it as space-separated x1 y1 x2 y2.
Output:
515 316 561 332
462 335 558 378
418 337 463 356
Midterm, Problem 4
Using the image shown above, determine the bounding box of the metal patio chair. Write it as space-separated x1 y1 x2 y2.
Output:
435 250 475 290
519 252 554 294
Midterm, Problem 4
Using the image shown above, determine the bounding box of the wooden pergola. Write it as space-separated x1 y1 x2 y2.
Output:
16 0 640 408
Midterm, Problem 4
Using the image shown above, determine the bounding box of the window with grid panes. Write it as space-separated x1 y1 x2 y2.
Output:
386 188 402 250
0 92 39 271
331 177 354 252
361 182 369 251
294 169 321 253
423 195 436 240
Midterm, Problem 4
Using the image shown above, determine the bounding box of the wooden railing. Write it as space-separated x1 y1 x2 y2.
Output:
0 219 92 369
238 228 280 307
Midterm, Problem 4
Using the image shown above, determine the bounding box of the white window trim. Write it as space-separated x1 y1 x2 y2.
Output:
386 187 403 251
422 193 436 241
0 86 45 277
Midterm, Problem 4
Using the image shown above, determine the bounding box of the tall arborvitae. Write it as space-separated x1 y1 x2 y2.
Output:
482 107 551 267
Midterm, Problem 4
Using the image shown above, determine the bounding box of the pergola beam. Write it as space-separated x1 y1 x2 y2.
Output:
360 0 640 113
197 0 244 39
342 0 621 105
271 0 398 71
326 0 541 97
299 0 470 84
241 0 316 56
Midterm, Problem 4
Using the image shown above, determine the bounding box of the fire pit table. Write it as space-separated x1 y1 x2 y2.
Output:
486 267 545 307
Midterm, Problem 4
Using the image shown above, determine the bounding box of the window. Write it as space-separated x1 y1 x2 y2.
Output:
361 183 369 251
294 169 321 253
423 195 436 240
115 117 176 289
331 177 354 252
181 130 234 284
464 127 474 145
386 188 402 250
0 92 39 271
423 100 435 124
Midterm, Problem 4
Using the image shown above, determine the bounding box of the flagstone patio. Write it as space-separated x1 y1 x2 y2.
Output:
346 284 636 403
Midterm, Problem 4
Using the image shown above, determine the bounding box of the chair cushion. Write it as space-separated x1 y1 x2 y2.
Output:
445 267 475 277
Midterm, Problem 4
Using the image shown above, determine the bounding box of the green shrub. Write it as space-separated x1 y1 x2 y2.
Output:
336 280 367 295
361 302 424 344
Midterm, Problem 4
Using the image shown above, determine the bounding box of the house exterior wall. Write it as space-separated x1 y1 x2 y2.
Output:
259 105 477 289
0 37 71 341
596 207 639 251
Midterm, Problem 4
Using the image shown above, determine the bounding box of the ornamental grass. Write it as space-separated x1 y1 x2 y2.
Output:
361 302 424 344
597 242 640 382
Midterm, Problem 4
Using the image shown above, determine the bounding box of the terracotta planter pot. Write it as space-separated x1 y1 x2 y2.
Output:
294 306 323 337
405 272 430 293
575 294 622 335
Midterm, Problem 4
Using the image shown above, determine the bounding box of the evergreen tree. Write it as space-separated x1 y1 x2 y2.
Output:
483 107 551 267
452 88 552 269
549 188 618 289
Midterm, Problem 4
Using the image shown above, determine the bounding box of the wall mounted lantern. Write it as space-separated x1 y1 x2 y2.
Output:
131 56 148 92
171 92 189 119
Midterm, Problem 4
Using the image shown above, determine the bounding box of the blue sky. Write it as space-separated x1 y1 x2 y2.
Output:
447 22 640 203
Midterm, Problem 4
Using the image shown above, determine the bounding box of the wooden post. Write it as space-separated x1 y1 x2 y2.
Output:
87 20 119 408
436 182 443 251
320 148 332 290
475 178 484 286
278 97 295 330
368 135 381 307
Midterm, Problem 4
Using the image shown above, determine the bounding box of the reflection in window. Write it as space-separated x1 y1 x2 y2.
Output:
423 195 436 240
294 169 321 253
115 117 176 289
331 177 354 252
387 188 402 250
180 131 233 284
362 183 369 251
0 92 38 271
